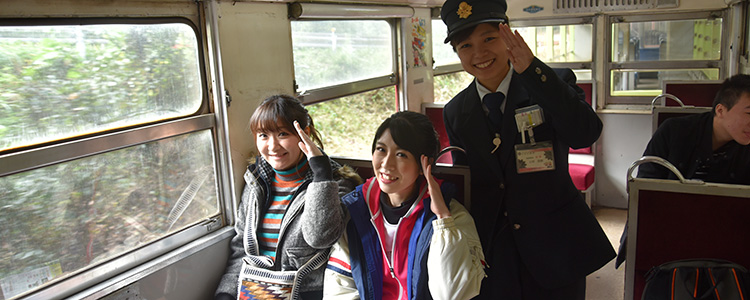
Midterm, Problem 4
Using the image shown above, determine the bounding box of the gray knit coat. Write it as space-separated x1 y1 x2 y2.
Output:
214 155 359 298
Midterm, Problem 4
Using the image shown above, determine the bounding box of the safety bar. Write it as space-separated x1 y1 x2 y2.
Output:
626 156 704 190
650 93 692 109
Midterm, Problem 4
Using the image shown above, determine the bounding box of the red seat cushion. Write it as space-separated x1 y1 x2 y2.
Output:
569 146 592 154
568 163 595 190
425 107 452 164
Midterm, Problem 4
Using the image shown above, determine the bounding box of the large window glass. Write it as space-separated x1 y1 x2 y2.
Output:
517 24 593 63
292 20 393 92
0 20 219 299
432 19 473 103
608 15 723 104
292 19 397 159
0 23 202 151
0 131 218 299
612 19 721 62
307 87 397 159
434 72 473 103
432 19 459 67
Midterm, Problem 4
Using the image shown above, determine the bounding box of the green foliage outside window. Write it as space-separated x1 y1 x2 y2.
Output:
0 23 213 298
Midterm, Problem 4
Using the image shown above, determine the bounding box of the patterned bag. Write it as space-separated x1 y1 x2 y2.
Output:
237 250 329 300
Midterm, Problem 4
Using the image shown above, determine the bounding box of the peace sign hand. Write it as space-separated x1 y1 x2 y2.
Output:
422 155 451 219
498 23 534 73
294 120 323 158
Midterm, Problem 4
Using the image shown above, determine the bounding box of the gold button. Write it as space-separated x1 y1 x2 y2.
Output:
503 211 508 217
513 224 521 230
535 67 541 74
541 74 547 82
499 183 505 189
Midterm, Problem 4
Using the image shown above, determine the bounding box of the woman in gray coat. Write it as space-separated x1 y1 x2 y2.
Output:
215 95 361 300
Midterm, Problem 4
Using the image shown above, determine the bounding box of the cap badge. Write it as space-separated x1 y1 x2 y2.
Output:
457 2 472 19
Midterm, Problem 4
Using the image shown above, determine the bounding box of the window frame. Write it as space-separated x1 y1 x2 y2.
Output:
288 4 407 105
0 12 232 299
604 10 728 106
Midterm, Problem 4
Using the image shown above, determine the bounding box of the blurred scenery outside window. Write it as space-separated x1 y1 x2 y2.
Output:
0 22 218 299
292 20 397 158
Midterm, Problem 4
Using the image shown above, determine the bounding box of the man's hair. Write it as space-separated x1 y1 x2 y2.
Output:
449 20 507 50
713 74 750 115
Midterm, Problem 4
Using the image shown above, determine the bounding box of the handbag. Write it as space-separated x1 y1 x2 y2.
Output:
237 249 329 300
642 259 750 300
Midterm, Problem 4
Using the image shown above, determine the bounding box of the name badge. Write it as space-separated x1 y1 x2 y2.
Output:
514 104 544 133
514 141 555 173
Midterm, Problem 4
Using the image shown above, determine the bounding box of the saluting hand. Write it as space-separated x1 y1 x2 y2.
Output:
422 155 451 219
499 23 534 74
294 120 323 158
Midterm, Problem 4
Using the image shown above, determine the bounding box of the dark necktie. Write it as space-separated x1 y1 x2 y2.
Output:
483 92 505 132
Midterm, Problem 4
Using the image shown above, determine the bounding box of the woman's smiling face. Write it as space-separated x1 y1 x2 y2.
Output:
372 129 420 206
256 120 303 170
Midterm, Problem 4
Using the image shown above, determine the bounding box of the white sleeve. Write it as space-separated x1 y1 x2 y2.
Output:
427 199 486 300
323 233 360 300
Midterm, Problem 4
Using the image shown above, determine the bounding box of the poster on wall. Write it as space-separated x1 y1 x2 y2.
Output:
411 17 427 68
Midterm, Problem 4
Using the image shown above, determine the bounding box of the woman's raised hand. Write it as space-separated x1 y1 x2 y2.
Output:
422 155 451 219
294 120 323 158
499 23 534 74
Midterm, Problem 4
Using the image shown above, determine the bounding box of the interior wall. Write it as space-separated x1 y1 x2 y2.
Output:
595 113 653 209
217 1 295 202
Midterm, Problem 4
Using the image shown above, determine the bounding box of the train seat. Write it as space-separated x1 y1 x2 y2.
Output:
661 80 722 107
624 157 750 300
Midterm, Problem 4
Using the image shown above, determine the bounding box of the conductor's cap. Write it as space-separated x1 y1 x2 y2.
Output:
440 0 507 44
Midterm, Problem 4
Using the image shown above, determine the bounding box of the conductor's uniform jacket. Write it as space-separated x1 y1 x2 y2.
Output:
443 58 616 290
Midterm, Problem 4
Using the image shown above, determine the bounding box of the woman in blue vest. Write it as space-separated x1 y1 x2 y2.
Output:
323 111 486 300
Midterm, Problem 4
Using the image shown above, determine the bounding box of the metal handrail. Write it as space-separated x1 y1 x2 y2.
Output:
437 146 466 163
650 93 691 109
626 156 704 190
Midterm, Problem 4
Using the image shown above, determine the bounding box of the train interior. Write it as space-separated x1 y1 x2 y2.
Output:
1 0 747 299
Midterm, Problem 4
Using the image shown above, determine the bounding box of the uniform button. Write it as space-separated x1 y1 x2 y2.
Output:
540 74 547 82
513 224 521 230
503 211 508 217
499 183 505 189
535 67 542 74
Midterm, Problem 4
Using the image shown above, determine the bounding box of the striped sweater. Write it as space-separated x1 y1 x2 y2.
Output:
258 158 309 259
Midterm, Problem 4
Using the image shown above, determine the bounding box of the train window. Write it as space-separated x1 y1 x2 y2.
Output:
612 20 721 62
291 20 393 93
611 69 719 96
606 13 723 105
307 87 397 158
512 19 594 81
0 130 218 299
434 72 473 103
516 24 593 63
431 19 473 103
0 22 202 152
431 19 458 67
291 18 398 159
0 19 222 299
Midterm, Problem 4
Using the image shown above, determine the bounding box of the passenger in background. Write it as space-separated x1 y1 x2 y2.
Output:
214 95 361 300
323 111 485 300
637 73 750 184
615 74 750 268
439 0 615 298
